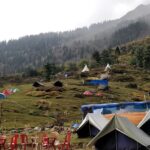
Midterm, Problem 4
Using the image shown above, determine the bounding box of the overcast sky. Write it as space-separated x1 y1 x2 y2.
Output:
0 0 150 41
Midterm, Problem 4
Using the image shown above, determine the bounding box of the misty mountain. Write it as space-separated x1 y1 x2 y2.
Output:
121 4 150 21
0 4 150 75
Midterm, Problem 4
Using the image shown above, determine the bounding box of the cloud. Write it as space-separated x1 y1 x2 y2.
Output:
87 0 150 24
0 0 149 41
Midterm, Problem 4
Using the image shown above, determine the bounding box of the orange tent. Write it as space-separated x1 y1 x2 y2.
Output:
104 112 146 125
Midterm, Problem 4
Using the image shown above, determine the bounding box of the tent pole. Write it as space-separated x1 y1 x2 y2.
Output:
115 131 117 150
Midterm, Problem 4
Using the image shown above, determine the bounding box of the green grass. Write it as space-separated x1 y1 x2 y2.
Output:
1 71 149 129
0 65 150 149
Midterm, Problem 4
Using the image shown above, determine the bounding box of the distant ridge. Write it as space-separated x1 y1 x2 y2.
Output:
121 4 150 21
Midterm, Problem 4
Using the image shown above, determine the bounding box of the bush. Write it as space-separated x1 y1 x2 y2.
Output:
113 75 134 82
125 83 138 89
80 72 89 77
29 110 40 116
74 93 84 98
112 68 126 74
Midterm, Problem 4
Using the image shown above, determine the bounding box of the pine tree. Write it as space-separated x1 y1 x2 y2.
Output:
115 46 121 55
44 63 57 80
143 46 150 69
92 51 101 64
135 47 144 68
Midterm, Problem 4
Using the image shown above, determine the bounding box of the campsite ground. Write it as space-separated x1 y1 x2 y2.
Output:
0 64 150 149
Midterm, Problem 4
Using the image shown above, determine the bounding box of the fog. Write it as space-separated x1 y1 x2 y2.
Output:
0 0 150 41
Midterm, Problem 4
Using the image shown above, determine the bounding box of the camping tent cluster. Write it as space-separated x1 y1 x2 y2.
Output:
87 115 150 150
77 111 150 150
78 64 150 149
81 63 111 73
76 111 150 150
81 64 110 90
0 88 19 100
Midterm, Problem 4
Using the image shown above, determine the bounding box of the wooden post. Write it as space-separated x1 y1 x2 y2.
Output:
1 102 3 117
0 102 2 129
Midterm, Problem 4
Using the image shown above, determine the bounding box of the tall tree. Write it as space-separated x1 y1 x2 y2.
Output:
143 45 150 69
135 46 144 68
92 51 101 64
44 63 57 80
115 46 121 55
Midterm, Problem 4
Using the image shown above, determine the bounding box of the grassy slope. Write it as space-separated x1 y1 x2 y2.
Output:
0 65 149 149
1 36 150 148
1 36 150 130
0 64 150 130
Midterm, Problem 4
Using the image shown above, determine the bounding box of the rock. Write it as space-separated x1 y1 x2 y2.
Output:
56 96 63 99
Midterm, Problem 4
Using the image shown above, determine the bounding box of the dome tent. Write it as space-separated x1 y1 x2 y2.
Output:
0 93 6 99
54 81 63 87
32 81 44 87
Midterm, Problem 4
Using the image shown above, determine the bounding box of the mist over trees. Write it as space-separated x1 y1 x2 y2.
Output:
0 4 150 75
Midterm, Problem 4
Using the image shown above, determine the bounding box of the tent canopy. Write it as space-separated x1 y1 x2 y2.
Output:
100 73 110 80
138 110 150 128
83 91 93 96
77 113 108 137
81 101 150 116
32 81 44 87
104 63 111 72
82 64 89 72
104 112 146 125
0 93 6 99
88 115 150 149
54 81 63 87
84 79 108 86
138 110 150 135
3 89 12 96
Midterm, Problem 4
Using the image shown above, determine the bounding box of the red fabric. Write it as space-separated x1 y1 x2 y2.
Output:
59 131 71 150
20 134 28 144
96 92 104 97
3 89 12 96
42 134 49 149
10 134 19 150
83 91 93 96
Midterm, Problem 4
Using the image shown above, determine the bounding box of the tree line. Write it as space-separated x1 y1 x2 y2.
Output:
0 16 150 75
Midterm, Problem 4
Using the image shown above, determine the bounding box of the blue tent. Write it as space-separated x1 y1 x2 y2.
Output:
81 101 150 117
0 93 6 99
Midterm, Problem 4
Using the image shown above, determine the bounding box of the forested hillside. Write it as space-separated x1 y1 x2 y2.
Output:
0 4 150 75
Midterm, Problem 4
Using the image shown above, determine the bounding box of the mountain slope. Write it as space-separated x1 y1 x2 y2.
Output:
1 4 150 75
121 4 150 21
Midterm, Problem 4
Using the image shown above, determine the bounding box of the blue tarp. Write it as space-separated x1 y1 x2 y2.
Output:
84 79 108 86
72 123 80 129
81 101 150 115
0 93 6 99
